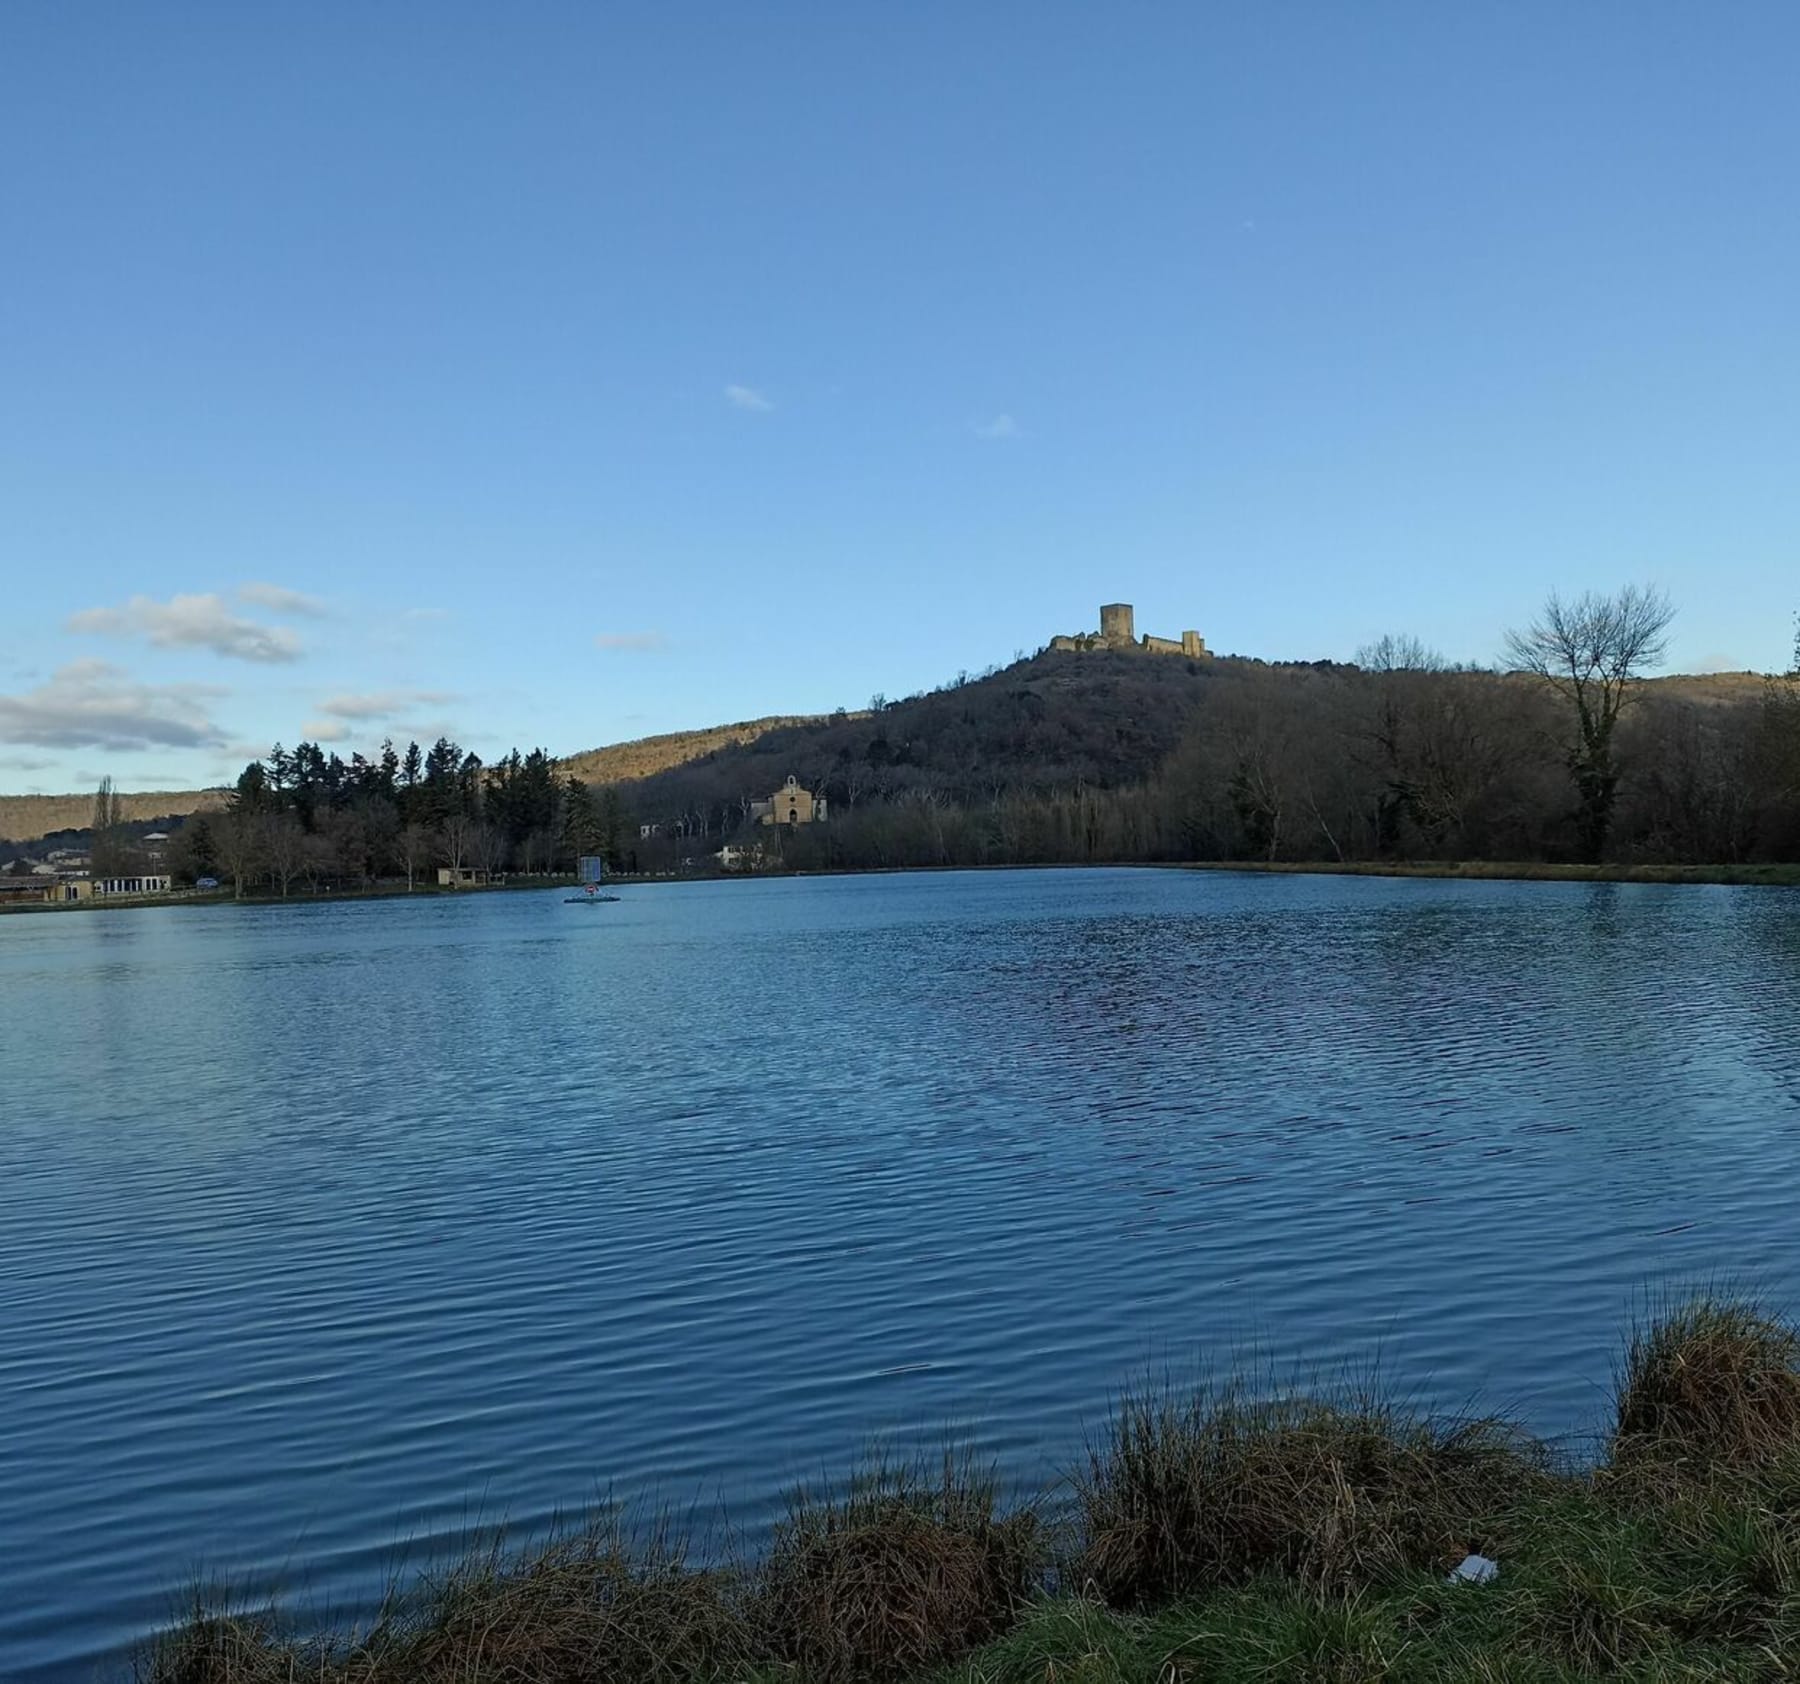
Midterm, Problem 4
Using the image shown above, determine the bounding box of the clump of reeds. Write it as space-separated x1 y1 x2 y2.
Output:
139 1523 749 1684
751 1450 1041 1684
135 1609 314 1684
367 1523 747 1683
1610 1294 1800 1480
1075 1384 1545 1607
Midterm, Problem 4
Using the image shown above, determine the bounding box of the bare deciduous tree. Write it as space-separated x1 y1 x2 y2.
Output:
473 821 509 880
438 813 477 881
1355 633 1447 674
1505 584 1675 862
264 811 307 896
89 775 134 877
211 810 265 899
397 823 435 892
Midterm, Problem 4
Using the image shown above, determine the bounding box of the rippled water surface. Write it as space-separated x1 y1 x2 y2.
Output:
5 868 1800 1680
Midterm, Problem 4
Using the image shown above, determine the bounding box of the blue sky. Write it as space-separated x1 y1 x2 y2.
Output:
2 4 1797 793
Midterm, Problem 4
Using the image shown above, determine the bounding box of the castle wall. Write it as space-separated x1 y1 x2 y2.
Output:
1049 604 1211 660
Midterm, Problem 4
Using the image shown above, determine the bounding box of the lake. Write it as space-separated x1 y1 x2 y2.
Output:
3 867 1799 1681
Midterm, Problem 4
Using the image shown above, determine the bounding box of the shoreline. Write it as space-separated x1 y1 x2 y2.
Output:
0 875 580 915
6 855 1797 917
1177 857 1800 888
136 1293 1800 1684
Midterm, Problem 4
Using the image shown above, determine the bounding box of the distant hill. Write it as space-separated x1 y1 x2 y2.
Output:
610 656 1792 831
0 716 845 843
558 714 852 785
0 788 229 846
618 648 1229 822
0 664 1778 846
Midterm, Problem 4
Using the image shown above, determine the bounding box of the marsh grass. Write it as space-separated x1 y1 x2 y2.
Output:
751 1450 1041 1683
139 1521 748 1684
1610 1293 1800 1480
1074 1383 1548 1606
137 1296 1800 1684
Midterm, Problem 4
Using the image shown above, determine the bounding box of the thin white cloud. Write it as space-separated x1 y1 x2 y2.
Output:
404 606 450 621
316 689 458 721
300 718 353 743
238 581 329 617
0 660 228 751
1691 651 1747 674
594 632 669 653
68 592 303 663
724 384 773 413
973 414 1020 440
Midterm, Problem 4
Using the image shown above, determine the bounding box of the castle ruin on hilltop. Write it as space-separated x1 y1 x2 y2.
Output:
1049 603 1208 659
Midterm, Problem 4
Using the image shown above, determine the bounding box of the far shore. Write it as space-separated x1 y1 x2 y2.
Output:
0 874 581 915
5 855 1797 916
1178 857 1800 888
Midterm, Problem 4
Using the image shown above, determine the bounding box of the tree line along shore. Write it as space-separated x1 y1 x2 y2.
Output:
145 1293 1800 1684
9 586 1799 898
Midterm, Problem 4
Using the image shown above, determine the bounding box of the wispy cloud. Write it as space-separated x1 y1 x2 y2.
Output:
238 581 329 617
300 718 353 743
594 632 669 653
973 414 1020 440
404 606 450 621
724 384 773 413
68 593 303 663
0 659 228 751
316 689 458 721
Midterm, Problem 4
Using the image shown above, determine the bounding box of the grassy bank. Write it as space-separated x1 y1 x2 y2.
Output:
141 1296 1800 1682
1183 858 1800 888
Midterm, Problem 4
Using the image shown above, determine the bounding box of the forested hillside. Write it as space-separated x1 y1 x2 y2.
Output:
623 641 1800 873
559 713 850 785
12 600 1798 889
624 650 1233 827
0 788 227 846
0 722 834 845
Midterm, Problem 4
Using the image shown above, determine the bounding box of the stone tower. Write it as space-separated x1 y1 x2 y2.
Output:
1099 602 1136 646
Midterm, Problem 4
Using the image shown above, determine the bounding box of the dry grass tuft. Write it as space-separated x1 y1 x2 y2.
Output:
138 1526 747 1684
368 1526 746 1684
135 1609 320 1684
1610 1296 1800 1480
1076 1386 1545 1607
752 1452 1041 1683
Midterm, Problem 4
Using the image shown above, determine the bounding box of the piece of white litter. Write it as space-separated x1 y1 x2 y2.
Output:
1447 1553 1500 1584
